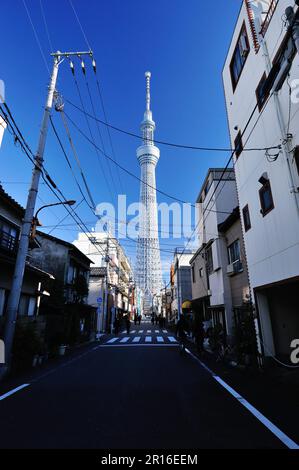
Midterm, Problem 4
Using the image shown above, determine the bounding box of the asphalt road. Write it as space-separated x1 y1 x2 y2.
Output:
0 322 292 449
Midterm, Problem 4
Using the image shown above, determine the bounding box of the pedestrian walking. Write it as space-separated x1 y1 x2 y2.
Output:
151 313 155 325
125 315 131 335
193 320 205 355
138 314 142 325
114 316 120 336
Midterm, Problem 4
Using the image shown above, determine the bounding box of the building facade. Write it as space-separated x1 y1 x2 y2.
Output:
191 168 239 339
73 231 134 332
0 185 54 340
223 0 299 360
170 249 194 321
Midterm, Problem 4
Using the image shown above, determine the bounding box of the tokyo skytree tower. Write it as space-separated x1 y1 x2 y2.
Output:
136 72 162 311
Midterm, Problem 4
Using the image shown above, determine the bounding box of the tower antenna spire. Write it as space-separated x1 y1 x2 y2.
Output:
145 71 151 112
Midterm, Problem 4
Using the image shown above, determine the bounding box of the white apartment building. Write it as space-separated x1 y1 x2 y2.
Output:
170 249 195 320
73 231 133 331
223 0 299 359
195 169 239 338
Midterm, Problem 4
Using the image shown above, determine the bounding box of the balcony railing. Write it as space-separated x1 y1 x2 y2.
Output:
0 229 18 254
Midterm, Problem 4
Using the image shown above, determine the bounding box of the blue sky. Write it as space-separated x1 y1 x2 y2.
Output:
0 0 242 280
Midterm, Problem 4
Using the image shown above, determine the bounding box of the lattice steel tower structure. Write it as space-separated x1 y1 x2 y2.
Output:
136 72 162 312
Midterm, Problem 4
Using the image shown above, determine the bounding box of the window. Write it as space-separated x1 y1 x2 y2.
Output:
206 246 214 276
234 131 243 159
191 265 195 283
199 268 203 278
0 289 5 316
0 219 18 253
294 146 299 175
230 23 250 90
228 239 243 273
204 179 212 197
259 179 274 216
242 204 251 232
256 72 269 111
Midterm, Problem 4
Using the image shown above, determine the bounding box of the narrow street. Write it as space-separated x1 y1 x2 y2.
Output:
0 321 289 449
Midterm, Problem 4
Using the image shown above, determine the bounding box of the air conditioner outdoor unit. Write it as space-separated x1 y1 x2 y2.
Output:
227 263 235 276
207 289 211 296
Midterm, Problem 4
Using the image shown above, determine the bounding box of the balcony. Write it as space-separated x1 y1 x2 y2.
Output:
0 229 18 255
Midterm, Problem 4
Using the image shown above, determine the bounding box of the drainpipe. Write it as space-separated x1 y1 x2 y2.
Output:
258 27 299 218
285 3 299 55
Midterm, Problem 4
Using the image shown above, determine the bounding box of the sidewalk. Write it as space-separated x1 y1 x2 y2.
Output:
178 328 299 445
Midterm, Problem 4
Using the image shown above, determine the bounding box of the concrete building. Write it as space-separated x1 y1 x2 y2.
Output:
191 168 238 338
170 249 194 321
0 185 54 336
30 231 92 304
223 0 299 360
73 231 134 331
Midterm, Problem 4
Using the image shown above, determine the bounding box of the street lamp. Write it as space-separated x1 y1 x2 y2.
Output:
31 200 76 240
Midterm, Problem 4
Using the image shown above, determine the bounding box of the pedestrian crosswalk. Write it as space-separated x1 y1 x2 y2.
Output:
103 331 178 347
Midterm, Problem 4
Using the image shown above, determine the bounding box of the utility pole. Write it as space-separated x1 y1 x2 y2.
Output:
176 251 182 320
0 50 92 379
103 226 110 333
285 2 299 55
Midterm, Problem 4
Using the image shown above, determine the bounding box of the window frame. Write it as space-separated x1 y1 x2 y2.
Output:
229 22 250 92
191 265 195 284
206 246 214 276
256 72 269 112
259 179 274 217
227 239 243 274
234 131 244 159
242 204 251 232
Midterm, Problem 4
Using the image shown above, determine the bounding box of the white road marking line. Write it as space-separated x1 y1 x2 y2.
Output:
0 384 30 401
185 349 299 450
214 376 299 449
147 330 151 333
107 338 118 344
168 336 177 343
132 336 141 343
162 330 168 333
155 330 159 333
99 344 178 348
131 330 136 334
120 337 130 343
157 336 164 343
139 330 144 333
145 336 152 342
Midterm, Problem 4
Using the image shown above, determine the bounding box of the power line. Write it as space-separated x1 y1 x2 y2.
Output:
67 0 124 195
162 94 274 291
65 97 282 153
68 0 92 51
0 103 111 265
83 76 116 202
22 0 50 75
49 115 96 211
69 67 119 199
64 110 233 215
39 0 54 53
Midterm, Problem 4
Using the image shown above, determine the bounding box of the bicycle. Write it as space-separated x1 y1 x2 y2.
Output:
177 331 188 354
